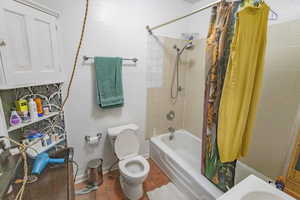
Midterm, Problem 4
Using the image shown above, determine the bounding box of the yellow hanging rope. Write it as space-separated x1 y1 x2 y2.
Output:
4 137 28 200
62 0 89 109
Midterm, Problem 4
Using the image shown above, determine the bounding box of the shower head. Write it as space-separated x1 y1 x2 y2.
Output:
173 36 195 56
177 40 194 55
185 35 194 49
185 41 194 50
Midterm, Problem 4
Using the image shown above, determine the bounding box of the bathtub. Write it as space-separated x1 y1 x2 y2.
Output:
150 130 223 200
150 129 273 200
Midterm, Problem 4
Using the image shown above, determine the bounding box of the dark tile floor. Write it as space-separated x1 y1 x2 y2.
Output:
75 159 170 200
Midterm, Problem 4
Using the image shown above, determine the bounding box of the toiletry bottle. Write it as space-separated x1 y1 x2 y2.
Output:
43 102 50 115
10 108 22 126
16 99 30 123
15 99 28 113
275 176 285 191
28 98 38 120
44 134 51 145
22 111 30 123
34 98 43 117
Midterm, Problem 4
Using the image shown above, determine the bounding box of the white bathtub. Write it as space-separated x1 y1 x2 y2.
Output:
150 130 223 200
150 129 274 200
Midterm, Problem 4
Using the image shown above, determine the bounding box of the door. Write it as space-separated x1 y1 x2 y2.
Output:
0 0 63 88
30 11 62 83
0 1 37 86
290 138 300 182
286 129 300 199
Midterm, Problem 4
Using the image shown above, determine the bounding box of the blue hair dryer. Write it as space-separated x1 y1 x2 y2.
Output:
32 153 65 175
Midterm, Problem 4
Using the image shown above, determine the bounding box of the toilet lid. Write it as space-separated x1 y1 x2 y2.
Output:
115 129 140 160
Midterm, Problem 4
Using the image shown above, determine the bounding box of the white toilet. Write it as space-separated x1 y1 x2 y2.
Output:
108 124 150 200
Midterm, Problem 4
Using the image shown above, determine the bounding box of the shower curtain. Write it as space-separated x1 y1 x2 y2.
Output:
202 1 239 192
217 2 270 163
202 0 269 192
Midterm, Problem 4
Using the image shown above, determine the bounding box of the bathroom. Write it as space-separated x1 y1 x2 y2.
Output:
0 0 300 199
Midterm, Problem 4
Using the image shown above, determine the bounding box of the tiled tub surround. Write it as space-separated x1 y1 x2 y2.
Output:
146 37 187 138
146 37 206 139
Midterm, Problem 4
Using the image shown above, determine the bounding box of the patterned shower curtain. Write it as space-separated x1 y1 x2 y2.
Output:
201 1 240 192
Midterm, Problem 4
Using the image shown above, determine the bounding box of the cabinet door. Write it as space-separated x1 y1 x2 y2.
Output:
0 1 37 86
290 142 300 182
30 11 62 83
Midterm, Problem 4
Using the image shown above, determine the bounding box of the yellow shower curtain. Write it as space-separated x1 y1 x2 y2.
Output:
217 2 270 163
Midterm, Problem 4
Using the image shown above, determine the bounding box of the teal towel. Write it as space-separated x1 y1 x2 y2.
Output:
95 57 124 108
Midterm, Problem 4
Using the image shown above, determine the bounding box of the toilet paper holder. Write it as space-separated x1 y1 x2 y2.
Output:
85 133 102 144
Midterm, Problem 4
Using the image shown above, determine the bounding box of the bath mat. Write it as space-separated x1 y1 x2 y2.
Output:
75 185 99 195
147 183 188 200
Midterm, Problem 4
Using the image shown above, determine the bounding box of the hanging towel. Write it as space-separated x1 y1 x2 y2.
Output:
95 57 124 109
217 2 270 163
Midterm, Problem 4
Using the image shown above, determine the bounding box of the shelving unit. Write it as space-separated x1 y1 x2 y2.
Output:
7 112 60 132
0 0 68 197
26 137 65 158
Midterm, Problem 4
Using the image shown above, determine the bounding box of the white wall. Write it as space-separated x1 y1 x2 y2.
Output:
33 0 192 177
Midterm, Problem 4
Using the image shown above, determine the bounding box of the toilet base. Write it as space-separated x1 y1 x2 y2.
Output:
120 176 144 200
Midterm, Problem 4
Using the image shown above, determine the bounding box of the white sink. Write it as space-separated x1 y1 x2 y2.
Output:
242 191 285 200
217 175 296 200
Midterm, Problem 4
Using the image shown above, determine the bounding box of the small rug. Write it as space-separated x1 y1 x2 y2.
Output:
147 183 188 200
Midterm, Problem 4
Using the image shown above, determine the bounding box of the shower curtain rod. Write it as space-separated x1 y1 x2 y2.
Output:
146 0 278 35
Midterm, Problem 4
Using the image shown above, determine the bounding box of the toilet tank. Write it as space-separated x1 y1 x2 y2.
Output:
107 124 139 152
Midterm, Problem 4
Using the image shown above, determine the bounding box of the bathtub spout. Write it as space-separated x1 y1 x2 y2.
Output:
168 127 175 140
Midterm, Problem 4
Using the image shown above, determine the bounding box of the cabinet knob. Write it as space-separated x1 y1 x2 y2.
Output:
0 41 6 46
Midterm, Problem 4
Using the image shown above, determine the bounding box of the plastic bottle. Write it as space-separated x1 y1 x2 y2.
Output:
34 98 43 117
15 99 30 122
42 101 50 115
10 109 22 126
28 98 38 120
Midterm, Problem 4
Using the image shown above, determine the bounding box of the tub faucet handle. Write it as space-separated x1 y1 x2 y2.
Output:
166 110 175 121
168 127 175 140
168 127 175 133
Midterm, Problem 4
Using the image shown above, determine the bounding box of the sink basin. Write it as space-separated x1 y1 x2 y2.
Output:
217 175 296 200
242 191 285 200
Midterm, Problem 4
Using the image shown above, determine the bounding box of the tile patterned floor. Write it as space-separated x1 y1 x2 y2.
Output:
75 159 170 200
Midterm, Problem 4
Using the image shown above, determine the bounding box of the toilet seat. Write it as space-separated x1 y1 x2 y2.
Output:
115 130 140 160
115 131 149 179
119 155 150 179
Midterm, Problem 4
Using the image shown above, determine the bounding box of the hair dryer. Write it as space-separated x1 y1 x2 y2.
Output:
32 153 65 175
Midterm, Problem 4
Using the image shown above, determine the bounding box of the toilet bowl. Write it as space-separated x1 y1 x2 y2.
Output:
119 155 150 199
108 124 150 200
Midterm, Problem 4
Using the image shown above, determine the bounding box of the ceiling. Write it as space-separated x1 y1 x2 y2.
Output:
183 0 202 3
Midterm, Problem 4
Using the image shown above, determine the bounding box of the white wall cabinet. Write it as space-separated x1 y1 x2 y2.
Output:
0 0 63 89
